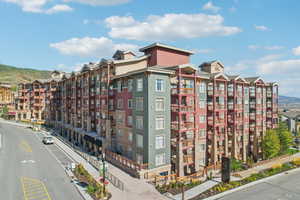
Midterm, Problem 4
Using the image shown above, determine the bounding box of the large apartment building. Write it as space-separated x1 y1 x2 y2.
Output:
0 83 14 108
15 71 65 124
15 43 279 178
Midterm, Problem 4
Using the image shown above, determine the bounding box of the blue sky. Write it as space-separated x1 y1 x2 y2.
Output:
0 0 300 96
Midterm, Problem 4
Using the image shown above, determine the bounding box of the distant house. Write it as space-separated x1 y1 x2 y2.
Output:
280 111 300 134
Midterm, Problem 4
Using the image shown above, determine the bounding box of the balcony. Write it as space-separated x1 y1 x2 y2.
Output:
249 113 256 120
250 92 255 97
267 91 272 97
171 88 194 95
228 102 233 110
207 102 213 111
228 90 234 97
183 155 194 164
267 112 272 118
171 121 195 131
182 139 194 148
171 104 194 112
207 87 213 96
207 116 213 126
267 102 272 108
250 102 256 109
216 104 225 110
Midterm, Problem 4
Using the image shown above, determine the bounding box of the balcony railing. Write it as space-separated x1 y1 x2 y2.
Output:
171 88 194 95
171 104 194 112
182 139 194 148
171 121 195 130
228 90 233 96
228 102 233 110
183 155 194 164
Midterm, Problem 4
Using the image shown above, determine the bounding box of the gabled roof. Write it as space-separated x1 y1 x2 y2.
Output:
112 50 136 60
113 55 149 64
139 43 194 54
245 76 264 84
163 64 198 71
211 72 229 81
227 75 247 83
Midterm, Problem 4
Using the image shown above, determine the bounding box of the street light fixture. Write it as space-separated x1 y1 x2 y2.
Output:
99 150 106 197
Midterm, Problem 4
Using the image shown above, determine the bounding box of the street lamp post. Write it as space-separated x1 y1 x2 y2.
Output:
99 151 106 197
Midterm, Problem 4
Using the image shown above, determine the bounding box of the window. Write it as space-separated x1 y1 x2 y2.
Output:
117 129 122 137
156 117 165 130
199 129 206 137
136 97 143 111
128 132 133 142
136 134 143 148
136 116 143 129
155 98 164 111
137 78 143 92
155 153 166 166
199 100 205 108
117 81 122 92
200 144 206 152
128 79 133 92
155 136 165 149
156 79 164 92
199 82 206 93
199 116 206 123
128 115 133 126
128 99 133 109
136 153 143 164
117 99 123 109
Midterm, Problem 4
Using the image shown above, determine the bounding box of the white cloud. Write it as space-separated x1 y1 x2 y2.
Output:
254 25 270 31
248 45 284 51
194 48 214 54
248 45 260 50
50 36 138 58
258 59 300 75
0 0 73 14
106 14 241 41
264 45 284 50
292 46 300 56
46 4 73 14
229 6 236 12
63 0 130 6
202 1 221 13
82 19 102 25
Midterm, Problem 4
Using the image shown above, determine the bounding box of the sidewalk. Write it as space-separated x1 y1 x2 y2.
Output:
53 136 168 200
171 176 241 200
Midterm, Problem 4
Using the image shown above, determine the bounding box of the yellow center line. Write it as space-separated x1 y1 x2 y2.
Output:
19 140 32 153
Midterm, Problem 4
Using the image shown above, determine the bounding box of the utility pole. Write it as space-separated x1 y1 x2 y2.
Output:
181 183 185 200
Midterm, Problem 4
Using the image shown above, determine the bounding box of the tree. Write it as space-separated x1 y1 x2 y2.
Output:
277 122 293 154
262 129 280 159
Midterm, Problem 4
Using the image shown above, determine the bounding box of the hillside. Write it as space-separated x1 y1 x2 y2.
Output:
0 64 52 87
279 95 300 105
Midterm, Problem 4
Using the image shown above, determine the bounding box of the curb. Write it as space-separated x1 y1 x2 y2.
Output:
204 167 300 200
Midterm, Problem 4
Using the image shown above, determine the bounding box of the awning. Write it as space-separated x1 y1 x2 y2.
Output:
84 135 95 143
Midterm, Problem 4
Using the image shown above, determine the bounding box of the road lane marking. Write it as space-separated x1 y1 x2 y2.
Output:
19 140 32 153
21 177 52 200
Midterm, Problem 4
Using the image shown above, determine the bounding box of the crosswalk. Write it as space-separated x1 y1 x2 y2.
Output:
21 177 52 200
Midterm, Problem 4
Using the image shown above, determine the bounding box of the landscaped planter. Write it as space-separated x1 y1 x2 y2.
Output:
74 164 111 200
190 158 300 200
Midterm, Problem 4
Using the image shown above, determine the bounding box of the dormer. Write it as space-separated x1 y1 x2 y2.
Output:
199 60 224 74
113 50 136 60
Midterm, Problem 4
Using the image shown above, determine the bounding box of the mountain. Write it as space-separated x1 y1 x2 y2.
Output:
0 64 52 89
279 95 300 104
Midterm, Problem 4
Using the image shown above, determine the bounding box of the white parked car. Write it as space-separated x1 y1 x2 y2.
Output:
42 136 54 145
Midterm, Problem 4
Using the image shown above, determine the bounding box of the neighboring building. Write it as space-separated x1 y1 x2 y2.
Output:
15 71 65 124
15 43 279 178
280 111 300 134
0 83 15 118
0 83 14 108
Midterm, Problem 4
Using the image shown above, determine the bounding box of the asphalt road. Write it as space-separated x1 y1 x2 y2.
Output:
0 122 84 200
217 169 300 200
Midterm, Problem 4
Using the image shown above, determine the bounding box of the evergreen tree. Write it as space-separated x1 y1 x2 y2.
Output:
277 123 293 154
262 129 280 159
